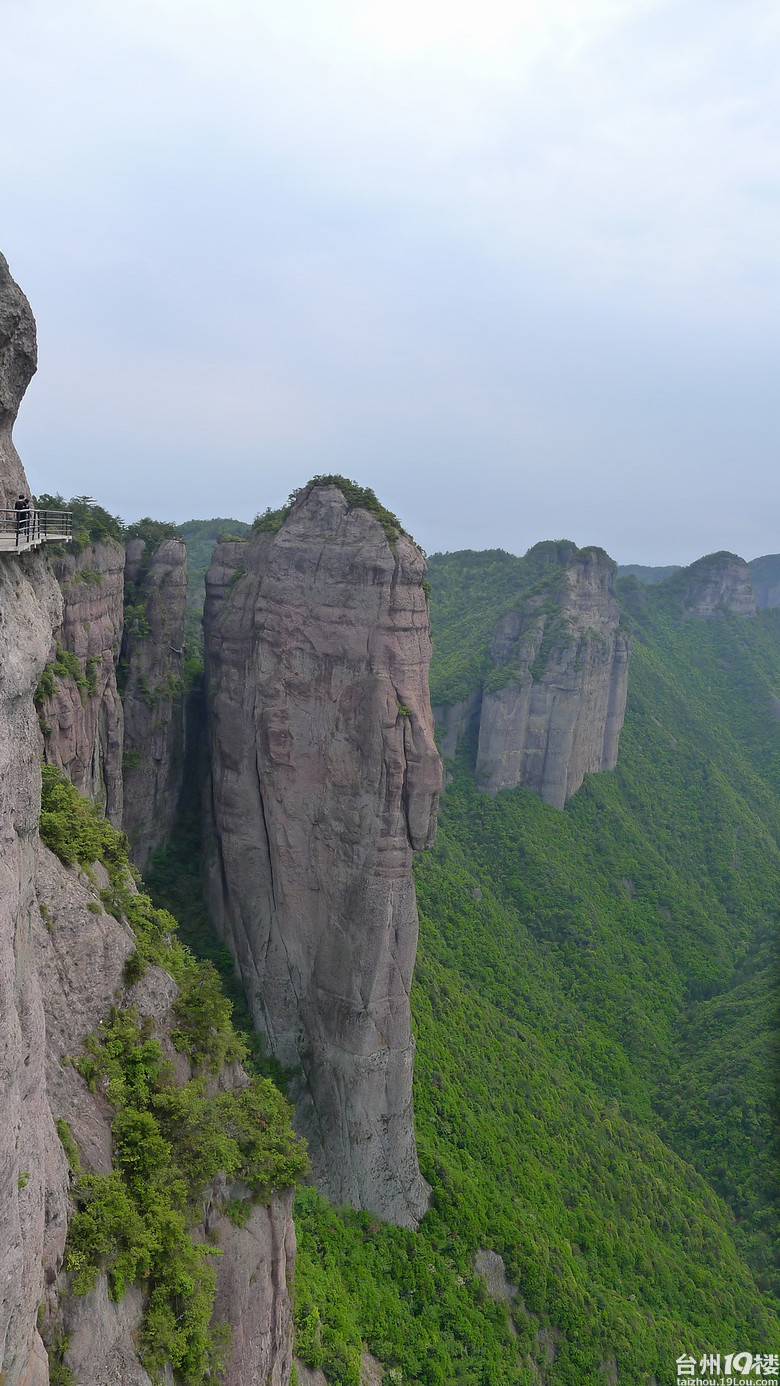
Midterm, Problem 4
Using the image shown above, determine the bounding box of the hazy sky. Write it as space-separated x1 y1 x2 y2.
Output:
2 0 779 563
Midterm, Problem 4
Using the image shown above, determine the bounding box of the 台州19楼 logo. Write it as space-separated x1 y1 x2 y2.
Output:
677 1353 778 1381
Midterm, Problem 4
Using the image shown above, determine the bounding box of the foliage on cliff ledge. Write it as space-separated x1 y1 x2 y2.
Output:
39 765 307 1384
35 493 125 554
253 474 408 545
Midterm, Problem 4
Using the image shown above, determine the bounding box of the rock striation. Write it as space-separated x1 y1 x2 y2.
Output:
203 482 442 1227
121 535 187 871
0 549 63 1386
38 540 126 825
0 258 64 1384
468 542 631 809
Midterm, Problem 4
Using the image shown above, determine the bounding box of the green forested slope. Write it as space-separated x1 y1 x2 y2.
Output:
147 540 779 1384
287 555 779 1385
176 517 251 610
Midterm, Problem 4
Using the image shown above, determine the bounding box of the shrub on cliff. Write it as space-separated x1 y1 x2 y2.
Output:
253 475 408 546
35 493 124 554
39 765 308 1384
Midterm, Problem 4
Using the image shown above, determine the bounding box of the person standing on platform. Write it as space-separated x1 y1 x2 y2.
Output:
14 493 28 546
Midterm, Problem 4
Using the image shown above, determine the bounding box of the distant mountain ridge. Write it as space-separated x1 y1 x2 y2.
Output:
619 553 780 608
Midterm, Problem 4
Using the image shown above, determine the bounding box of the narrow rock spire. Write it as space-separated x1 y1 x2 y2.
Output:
203 481 442 1227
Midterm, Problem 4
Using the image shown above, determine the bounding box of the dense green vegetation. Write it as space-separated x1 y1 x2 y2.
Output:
119 528 780 1383
176 517 251 619
253 475 408 545
35 493 125 553
125 516 180 546
39 765 307 1383
617 563 681 584
288 552 780 1384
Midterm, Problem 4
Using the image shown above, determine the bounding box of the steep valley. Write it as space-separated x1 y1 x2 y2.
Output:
1 251 778 1386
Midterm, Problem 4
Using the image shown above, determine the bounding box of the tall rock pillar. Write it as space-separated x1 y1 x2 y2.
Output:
203 482 441 1227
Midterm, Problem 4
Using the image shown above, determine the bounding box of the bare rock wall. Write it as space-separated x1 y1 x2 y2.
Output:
204 484 441 1226
39 540 125 825
472 544 631 809
121 535 187 870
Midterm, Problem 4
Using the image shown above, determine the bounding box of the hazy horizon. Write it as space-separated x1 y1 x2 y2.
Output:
4 1 780 566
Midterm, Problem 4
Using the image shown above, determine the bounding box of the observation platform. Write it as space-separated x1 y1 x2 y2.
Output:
0 509 73 553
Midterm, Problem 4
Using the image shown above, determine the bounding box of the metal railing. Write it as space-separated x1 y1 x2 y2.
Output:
0 508 73 549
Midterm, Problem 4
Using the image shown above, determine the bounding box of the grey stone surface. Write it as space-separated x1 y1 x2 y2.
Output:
0 253 36 510
62 1277 155 1386
205 1187 297 1386
121 536 187 870
40 538 126 825
204 484 441 1226
361 1349 387 1384
474 544 631 809
0 255 66 1385
473 1248 518 1304
674 551 756 617
295 1361 329 1386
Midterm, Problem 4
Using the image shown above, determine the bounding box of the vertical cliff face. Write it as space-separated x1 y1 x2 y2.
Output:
0 256 66 1386
668 551 755 617
120 535 187 871
33 848 298 1386
204 483 442 1227
38 541 125 825
0 552 64 1386
473 543 631 809
0 252 36 510
206 1188 296 1386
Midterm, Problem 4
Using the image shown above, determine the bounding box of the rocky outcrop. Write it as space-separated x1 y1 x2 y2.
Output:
471 542 631 809
204 482 442 1227
0 253 36 511
0 256 64 1386
121 535 187 871
38 540 125 825
0 551 63 1386
31 846 298 1386
206 1188 296 1386
668 551 755 618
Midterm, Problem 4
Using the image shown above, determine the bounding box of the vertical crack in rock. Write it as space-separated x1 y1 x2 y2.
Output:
204 483 442 1226
121 535 188 869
